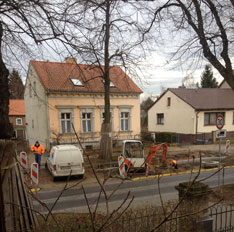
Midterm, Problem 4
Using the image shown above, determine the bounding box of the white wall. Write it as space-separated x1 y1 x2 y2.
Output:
24 64 49 149
148 91 196 134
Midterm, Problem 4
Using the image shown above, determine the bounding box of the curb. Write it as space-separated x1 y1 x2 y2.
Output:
131 165 234 181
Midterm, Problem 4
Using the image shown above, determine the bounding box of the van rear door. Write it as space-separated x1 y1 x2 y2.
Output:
55 150 84 175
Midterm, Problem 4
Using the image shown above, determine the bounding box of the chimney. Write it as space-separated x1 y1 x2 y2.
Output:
65 57 77 64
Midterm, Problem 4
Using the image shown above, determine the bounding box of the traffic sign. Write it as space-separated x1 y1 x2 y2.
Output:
216 129 226 139
216 114 224 130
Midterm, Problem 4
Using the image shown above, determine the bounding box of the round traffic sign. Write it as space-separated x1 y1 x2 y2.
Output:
216 114 224 130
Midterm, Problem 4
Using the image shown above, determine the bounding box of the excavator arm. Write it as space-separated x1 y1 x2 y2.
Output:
145 143 168 176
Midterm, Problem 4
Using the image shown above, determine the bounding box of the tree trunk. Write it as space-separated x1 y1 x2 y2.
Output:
0 22 13 139
99 0 113 160
99 123 112 160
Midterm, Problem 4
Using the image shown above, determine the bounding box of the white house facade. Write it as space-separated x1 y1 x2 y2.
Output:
148 88 234 143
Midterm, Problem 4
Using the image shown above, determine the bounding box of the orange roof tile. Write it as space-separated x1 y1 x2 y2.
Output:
30 60 142 94
9 99 25 116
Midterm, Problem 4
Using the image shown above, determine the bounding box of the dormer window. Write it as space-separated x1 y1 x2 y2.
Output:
102 79 115 87
70 78 83 86
110 81 115 87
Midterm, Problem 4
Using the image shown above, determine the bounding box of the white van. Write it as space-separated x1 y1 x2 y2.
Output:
46 145 85 181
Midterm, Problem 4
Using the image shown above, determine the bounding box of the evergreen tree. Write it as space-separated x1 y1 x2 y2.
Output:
200 65 218 88
8 69 25 99
141 97 154 127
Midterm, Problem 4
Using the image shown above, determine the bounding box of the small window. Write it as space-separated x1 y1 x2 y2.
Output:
60 112 72 133
204 112 225 126
71 78 83 86
167 97 171 107
16 118 22 126
33 81 36 96
120 112 130 131
157 113 164 124
82 112 92 132
102 80 115 87
29 83 32 98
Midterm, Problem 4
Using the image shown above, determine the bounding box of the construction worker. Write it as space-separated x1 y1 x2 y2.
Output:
31 141 45 170
170 160 178 169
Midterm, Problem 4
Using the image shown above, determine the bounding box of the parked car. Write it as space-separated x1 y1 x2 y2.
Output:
45 144 84 181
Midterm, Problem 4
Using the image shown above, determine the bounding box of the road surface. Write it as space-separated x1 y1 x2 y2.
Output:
33 167 234 214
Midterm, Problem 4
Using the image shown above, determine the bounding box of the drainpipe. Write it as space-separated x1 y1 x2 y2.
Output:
46 90 51 151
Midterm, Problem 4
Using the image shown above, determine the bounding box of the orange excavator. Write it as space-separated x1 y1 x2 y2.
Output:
119 140 168 177
145 143 168 176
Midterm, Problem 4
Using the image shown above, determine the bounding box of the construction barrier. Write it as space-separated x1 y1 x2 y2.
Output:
118 156 126 177
20 151 27 169
31 163 39 186
225 140 230 153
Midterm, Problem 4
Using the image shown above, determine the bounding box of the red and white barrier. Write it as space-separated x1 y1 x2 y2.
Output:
31 163 39 186
118 156 126 177
20 151 28 169
225 140 230 153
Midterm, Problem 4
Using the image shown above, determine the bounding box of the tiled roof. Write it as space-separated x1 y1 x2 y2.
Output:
170 88 234 110
9 99 25 116
30 60 142 94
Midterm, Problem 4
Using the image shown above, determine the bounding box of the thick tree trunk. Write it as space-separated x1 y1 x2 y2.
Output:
99 123 112 160
0 22 13 139
99 0 113 160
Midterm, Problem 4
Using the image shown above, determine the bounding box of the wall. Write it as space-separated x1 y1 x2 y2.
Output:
9 116 26 139
47 93 141 145
148 91 196 134
24 65 49 149
219 81 231 89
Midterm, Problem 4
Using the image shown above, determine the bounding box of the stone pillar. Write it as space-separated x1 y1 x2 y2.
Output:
175 181 211 232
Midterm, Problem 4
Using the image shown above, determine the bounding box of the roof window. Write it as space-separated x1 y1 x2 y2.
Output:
102 80 115 87
70 78 83 86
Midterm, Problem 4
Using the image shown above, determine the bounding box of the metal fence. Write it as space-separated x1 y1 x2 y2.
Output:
103 204 234 232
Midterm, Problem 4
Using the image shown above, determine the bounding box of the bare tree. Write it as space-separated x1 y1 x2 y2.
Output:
145 0 234 89
0 1 63 139
57 0 150 159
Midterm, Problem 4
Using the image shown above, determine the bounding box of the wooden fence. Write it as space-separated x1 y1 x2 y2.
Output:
0 140 38 232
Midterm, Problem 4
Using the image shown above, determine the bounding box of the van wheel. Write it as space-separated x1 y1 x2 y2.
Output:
53 176 57 182
45 162 48 169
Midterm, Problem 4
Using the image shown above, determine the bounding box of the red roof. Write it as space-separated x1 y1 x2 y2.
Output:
30 60 142 94
9 100 25 116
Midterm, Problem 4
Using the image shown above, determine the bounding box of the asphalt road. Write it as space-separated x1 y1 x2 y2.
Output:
33 167 234 214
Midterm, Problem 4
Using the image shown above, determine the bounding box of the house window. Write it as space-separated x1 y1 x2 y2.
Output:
157 113 164 124
60 112 72 133
167 97 171 106
204 112 225 126
29 83 32 98
16 118 23 126
70 78 83 86
33 81 36 96
120 112 130 131
82 113 92 132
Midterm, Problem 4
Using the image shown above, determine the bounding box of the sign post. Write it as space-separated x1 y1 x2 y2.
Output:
216 114 224 187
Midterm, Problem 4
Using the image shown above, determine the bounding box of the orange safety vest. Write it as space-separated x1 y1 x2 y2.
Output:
31 144 45 155
171 160 177 166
